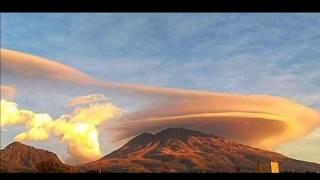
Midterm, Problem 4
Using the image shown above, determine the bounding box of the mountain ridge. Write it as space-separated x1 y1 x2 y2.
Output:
1 128 320 173
79 127 320 173
0 141 76 173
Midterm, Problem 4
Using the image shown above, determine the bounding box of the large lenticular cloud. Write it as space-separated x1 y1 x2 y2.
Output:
0 48 233 98
1 48 320 151
111 97 320 149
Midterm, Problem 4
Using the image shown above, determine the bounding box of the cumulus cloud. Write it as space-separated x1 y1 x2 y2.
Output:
0 85 16 100
0 99 122 164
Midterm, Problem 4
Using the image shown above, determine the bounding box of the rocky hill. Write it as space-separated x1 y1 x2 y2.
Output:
0 142 76 173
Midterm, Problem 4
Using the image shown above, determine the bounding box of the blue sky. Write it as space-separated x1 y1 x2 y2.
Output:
1 13 320 163
2 13 320 107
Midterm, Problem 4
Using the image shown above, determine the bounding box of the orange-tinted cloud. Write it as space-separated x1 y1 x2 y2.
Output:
1 48 94 85
108 94 320 150
2 48 320 152
0 48 233 98
0 85 16 100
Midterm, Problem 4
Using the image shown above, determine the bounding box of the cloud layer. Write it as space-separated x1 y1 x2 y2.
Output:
1 48 93 85
112 97 320 149
1 48 320 163
0 48 234 98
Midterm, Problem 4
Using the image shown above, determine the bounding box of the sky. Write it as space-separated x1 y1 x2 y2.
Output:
1 13 320 164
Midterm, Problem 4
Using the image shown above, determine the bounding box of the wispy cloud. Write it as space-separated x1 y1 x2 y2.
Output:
0 85 16 100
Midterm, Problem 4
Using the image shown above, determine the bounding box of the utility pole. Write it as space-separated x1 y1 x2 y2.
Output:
98 160 102 173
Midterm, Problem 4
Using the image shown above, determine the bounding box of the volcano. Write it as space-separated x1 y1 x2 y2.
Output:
79 128 320 173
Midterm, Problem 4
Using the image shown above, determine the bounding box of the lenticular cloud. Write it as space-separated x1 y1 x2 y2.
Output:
1 48 320 154
111 96 320 149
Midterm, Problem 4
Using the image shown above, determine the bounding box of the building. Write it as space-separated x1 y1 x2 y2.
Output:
270 161 280 173
257 161 280 173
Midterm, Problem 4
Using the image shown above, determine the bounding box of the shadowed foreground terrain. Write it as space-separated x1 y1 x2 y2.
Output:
1 128 320 173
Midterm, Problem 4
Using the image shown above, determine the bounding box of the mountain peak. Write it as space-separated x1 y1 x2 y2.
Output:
155 127 210 139
6 141 25 148
126 132 155 146
0 142 76 172
2 141 54 155
93 127 320 173
125 127 211 147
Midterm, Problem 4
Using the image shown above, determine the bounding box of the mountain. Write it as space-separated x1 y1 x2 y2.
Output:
79 128 320 173
2 128 320 173
0 142 76 173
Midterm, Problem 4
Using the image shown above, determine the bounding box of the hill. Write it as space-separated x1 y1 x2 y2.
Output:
0 142 77 173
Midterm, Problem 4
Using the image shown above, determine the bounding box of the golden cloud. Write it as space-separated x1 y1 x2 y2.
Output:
0 99 122 164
